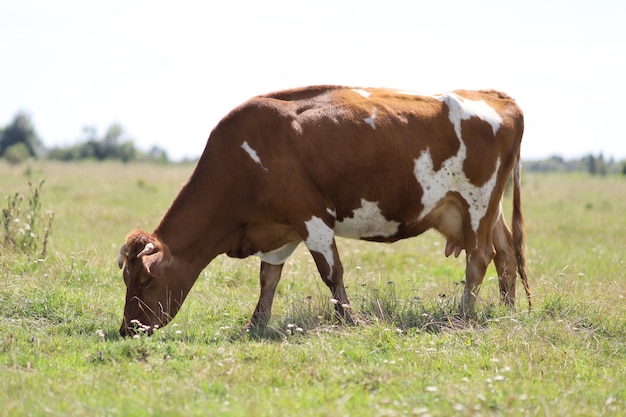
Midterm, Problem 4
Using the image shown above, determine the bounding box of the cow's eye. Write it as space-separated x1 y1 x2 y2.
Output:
139 276 153 289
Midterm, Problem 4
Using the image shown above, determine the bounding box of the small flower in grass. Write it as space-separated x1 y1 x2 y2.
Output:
425 386 438 393
330 298 339 304
96 329 105 341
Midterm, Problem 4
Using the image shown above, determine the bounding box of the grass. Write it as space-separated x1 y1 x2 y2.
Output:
0 161 624 416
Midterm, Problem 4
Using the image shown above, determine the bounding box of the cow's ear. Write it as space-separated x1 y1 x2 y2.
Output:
137 239 170 277
141 251 169 277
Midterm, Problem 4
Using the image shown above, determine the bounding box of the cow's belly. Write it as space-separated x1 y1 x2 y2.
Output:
256 241 300 265
333 198 401 240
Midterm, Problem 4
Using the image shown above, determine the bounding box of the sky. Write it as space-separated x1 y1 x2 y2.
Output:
1 0 625 161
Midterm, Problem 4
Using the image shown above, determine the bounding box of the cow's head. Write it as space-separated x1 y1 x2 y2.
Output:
117 230 187 337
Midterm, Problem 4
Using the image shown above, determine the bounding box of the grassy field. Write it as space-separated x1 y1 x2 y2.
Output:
0 161 624 416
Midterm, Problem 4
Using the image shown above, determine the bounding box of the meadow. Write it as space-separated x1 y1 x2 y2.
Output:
0 161 624 416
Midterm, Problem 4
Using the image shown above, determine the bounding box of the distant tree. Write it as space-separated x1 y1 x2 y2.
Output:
587 154 597 175
100 123 124 160
597 152 607 176
0 111 43 159
118 140 136 163
146 145 168 163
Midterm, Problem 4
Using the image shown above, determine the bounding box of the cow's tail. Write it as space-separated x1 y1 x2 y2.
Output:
512 151 532 308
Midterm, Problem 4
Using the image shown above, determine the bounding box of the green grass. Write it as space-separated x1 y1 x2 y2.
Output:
1 161 624 416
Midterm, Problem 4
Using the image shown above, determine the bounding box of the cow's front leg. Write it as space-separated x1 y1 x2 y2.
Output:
247 261 284 328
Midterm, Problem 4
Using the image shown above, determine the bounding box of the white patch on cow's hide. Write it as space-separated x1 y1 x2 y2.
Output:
436 93 502 139
256 241 300 265
241 141 268 171
352 89 371 99
412 92 503 237
335 199 400 239
291 119 304 135
304 216 335 278
364 107 377 129
414 143 501 235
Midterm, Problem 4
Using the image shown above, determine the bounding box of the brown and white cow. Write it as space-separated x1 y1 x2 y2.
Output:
117 85 530 336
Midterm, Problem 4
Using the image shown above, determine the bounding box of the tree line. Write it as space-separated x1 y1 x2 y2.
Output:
0 111 168 164
523 154 626 176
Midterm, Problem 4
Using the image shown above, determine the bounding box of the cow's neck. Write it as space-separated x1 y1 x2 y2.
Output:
153 150 239 273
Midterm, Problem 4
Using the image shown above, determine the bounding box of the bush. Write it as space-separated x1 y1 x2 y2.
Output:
2 180 54 257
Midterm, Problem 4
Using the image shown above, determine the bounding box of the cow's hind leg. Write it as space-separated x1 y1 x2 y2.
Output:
492 211 517 308
247 261 284 328
310 241 353 324
461 243 495 317
309 239 353 323
301 216 352 323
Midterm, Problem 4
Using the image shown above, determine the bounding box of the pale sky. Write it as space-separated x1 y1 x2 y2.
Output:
2 0 625 161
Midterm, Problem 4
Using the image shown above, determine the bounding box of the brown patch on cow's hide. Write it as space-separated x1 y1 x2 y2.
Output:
423 105 461 172
462 118 500 186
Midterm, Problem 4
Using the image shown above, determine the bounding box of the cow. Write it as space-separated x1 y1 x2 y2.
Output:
117 85 531 336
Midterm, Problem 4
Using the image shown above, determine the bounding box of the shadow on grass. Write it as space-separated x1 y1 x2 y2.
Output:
234 281 518 342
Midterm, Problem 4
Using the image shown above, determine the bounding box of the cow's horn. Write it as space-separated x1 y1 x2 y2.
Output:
137 242 156 258
118 244 129 269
